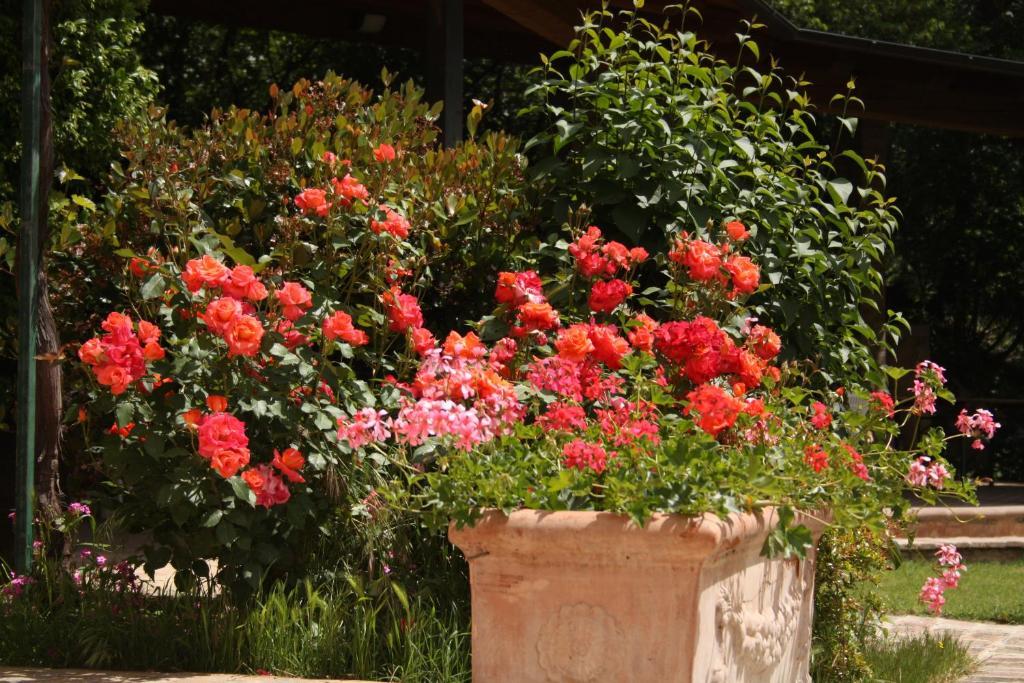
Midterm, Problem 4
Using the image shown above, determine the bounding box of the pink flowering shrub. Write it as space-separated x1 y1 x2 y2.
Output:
336 220 993 558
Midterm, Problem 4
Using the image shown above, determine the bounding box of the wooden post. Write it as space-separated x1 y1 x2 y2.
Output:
15 0 45 573
426 0 464 147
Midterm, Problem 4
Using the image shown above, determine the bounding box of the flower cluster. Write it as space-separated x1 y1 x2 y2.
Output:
654 317 780 391
562 439 611 474
192 408 304 506
337 331 524 451
293 171 372 217
568 226 647 280
293 150 409 237
912 360 946 415
668 228 759 298
955 409 1001 450
78 312 164 394
919 544 966 615
906 456 950 489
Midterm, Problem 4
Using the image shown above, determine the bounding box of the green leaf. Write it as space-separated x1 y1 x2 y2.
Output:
115 402 134 427
140 273 166 300
71 194 96 211
826 178 853 205
734 137 755 160
228 477 256 506
201 510 224 528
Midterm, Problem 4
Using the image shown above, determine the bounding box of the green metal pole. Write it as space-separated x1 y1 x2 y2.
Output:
14 0 43 573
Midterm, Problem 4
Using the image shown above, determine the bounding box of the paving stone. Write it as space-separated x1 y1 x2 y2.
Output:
0 668 372 683
886 615 1024 682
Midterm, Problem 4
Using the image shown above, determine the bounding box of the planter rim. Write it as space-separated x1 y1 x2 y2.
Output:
449 507 826 564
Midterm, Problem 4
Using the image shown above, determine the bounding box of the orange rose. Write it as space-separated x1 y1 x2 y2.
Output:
182 255 230 293
142 342 165 361
201 297 243 335
516 302 559 331
410 327 436 356
224 315 265 357
210 446 250 478
724 255 759 295
182 408 203 428
322 310 369 346
272 447 306 483
275 282 313 321
242 467 266 494
555 324 594 362
222 265 267 302
137 320 161 344
725 221 750 241
626 314 658 352
294 188 331 216
78 338 106 366
206 395 228 412
373 143 396 162
94 363 132 395
589 324 630 369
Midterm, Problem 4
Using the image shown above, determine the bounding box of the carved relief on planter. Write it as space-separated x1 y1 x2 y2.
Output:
535 603 624 683
709 558 815 683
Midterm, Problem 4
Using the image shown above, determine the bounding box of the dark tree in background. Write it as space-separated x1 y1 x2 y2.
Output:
776 0 1024 479
138 15 535 134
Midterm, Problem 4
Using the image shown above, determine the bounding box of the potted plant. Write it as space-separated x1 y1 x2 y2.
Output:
341 220 989 682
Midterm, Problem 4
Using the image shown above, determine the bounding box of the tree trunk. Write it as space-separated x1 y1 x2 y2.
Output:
19 0 62 521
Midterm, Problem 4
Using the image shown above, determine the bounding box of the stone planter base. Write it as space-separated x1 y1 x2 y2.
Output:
449 508 824 683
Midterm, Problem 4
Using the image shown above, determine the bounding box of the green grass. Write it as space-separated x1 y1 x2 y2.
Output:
862 632 975 683
0 573 470 682
874 556 1024 623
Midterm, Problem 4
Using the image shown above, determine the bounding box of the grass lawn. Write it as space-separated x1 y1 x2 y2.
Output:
863 632 975 683
875 556 1024 623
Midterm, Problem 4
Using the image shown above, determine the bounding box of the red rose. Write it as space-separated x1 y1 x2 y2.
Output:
383 287 424 333
588 278 633 313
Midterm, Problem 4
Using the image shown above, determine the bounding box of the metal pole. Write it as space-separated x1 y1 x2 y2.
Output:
14 0 44 573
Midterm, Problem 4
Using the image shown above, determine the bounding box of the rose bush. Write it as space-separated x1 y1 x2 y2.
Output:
72 73 529 592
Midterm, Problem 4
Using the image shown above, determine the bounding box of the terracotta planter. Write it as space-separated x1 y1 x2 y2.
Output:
449 508 825 683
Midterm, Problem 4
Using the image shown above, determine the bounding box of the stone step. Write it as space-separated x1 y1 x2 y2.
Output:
904 505 1024 540
896 535 1024 561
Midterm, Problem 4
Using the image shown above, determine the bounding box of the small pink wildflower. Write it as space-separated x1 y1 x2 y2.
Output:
912 360 947 415
68 502 91 516
936 544 963 568
906 457 950 489
919 576 947 615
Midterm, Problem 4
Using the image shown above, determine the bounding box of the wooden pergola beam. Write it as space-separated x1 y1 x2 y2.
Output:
480 0 576 47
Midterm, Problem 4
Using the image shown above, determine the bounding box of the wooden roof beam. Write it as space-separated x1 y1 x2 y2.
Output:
480 0 577 47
